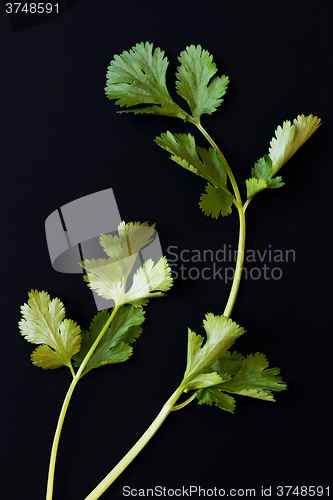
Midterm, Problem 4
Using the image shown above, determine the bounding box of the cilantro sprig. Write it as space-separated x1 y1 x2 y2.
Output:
19 221 173 500
20 42 320 500
83 41 319 500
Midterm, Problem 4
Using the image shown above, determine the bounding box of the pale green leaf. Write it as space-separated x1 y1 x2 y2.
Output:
19 290 81 370
123 257 173 307
176 44 229 122
83 258 125 304
82 222 171 306
269 114 321 175
246 177 267 199
99 222 156 262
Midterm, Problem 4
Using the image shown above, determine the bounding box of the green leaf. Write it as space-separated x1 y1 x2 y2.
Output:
246 177 267 199
197 387 236 413
176 44 229 122
210 350 244 377
19 290 81 370
182 313 245 391
155 132 233 217
122 257 173 307
246 155 284 200
196 351 286 412
99 222 156 263
199 183 233 218
217 352 287 401
73 305 145 374
105 42 186 119
82 222 173 306
252 155 284 188
84 256 173 307
269 114 321 175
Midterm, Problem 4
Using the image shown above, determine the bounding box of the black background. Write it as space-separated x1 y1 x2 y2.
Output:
1 1 332 499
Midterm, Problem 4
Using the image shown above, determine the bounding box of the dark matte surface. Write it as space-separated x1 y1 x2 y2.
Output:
1 1 332 498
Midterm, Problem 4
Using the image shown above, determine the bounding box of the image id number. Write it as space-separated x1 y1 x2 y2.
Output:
5 3 59 14
277 486 330 497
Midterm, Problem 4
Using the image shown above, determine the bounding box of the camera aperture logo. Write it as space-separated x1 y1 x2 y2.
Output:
166 244 295 282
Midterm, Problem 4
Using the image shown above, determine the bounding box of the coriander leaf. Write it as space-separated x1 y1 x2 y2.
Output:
251 155 273 183
83 258 125 304
246 155 284 200
100 222 156 262
269 114 321 175
105 42 186 119
82 222 172 306
245 178 267 199
84 256 173 307
123 257 173 307
217 352 287 401
19 290 81 370
73 305 145 374
182 313 245 391
176 45 229 122
210 350 244 377
197 387 236 413
155 132 233 217
199 183 233 218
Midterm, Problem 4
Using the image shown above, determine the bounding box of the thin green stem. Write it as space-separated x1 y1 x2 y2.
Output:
68 361 76 379
223 205 246 318
84 386 184 500
46 304 121 500
194 122 246 318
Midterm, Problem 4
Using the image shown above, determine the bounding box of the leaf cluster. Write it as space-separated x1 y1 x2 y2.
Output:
82 221 173 307
246 114 321 200
106 42 321 212
181 313 286 413
19 221 173 373
105 41 229 124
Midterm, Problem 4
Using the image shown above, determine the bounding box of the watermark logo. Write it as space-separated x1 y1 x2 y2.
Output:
166 244 295 282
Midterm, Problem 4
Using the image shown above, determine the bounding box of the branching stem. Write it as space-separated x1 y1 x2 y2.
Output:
194 123 246 318
84 126 248 499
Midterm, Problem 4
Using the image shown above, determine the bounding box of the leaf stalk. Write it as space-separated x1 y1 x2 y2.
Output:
46 304 121 500
84 386 184 500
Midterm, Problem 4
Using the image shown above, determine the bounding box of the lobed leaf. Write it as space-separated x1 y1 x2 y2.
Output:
182 313 245 391
269 114 321 175
176 44 229 122
246 155 284 200
197 387 236 413
73 305 145 374
156 132 233 217
105 42 186 119
123 257 173 307
82 222 173 306
196 351 286 412
199 183 233 218
19 290 81 370
218 352 286 398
